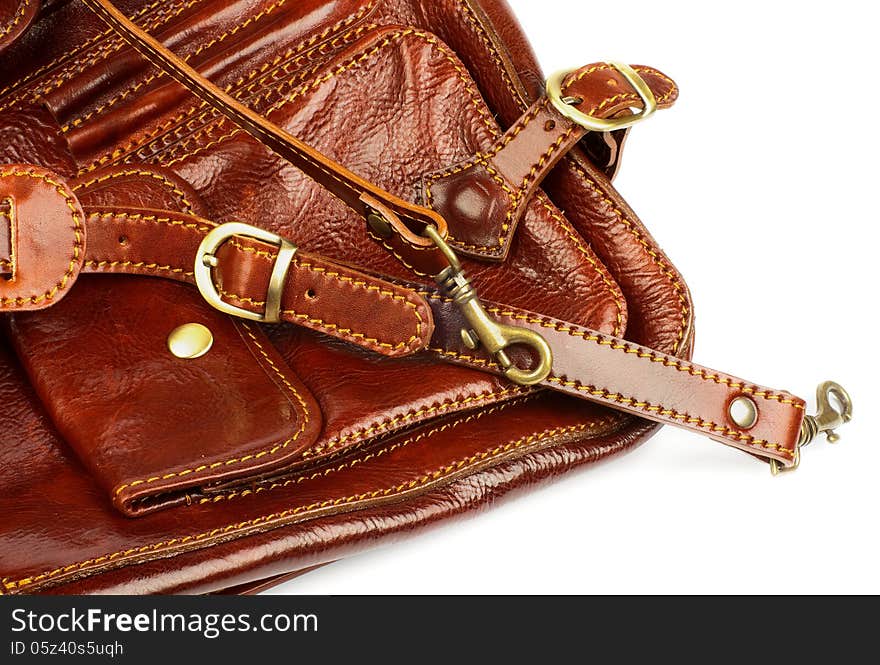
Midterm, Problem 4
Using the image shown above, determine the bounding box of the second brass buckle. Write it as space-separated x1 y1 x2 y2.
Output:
546 62 657 133
423 225 553 386
194 222 297 323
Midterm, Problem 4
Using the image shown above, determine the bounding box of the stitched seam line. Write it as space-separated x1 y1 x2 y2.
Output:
0 169 82 306
73 170 195 214
86 259 193 278
215 249 424 351
0 0 202 114
415 288 802 453
86 212 423 351
535 194 624 337
448 4 688 353
157 29 494 167
204 393 538 503
458 0 521 105
88 210 212 233
545 374 794 456
0 0 29 38
81 17 376 174
112 322 310 500
0 0 176 99
62 0 331 132
4 413 618 592
429 72 675 256
567 158 689 354
301 385 525 457
217 284 422 353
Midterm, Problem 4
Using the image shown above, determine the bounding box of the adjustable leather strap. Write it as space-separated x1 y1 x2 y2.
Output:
423 290 805 465
423 65 679 260
79 0 450 276
1 189 805 466
0 166 434 358
69 0 811 466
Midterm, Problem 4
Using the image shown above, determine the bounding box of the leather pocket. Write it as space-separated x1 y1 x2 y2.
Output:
5 24 629 514
6 276 323 516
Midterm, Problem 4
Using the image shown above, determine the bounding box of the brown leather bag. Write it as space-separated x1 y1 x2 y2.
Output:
0 0 853 594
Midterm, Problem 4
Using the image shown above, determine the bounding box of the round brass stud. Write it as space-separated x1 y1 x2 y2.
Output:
167 323 214 359
729 396 758 430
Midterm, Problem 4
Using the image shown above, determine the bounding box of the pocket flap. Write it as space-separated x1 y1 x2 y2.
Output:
7 275 322 516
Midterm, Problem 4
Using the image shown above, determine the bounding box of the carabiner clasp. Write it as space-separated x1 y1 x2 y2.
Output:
423 225 553 386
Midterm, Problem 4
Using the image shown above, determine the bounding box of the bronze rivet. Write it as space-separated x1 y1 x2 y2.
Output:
544 119 556 131
167 323 214 359
729 396 758 429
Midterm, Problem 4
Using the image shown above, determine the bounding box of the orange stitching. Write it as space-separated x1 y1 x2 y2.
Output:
86 212 424 352
535 194 624 337
3 413 620 592
301 386 525 457
546 374 795 456
88 210 212 233
67 3 376 135
458 0 522 103
63 0 333 132
0 0 29 38
415 287 801 451
566 158 690 353
0 169 82 307
85 259 193 278
73 170 196 214
0 0 175 100
450 4 688 352
205 394 536 502
217 284 423 354
159 29 493 167
0 0 202 114
112 322 310 500
81 7 377 172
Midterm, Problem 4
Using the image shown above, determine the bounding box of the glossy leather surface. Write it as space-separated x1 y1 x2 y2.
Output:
0 0 726 594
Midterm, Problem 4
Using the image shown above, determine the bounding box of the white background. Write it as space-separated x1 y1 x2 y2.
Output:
272 0 879 594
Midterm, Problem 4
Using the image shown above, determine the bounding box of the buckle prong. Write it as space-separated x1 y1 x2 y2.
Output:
195 222 297 323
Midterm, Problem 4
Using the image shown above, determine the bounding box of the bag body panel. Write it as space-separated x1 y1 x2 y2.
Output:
0 0 693 593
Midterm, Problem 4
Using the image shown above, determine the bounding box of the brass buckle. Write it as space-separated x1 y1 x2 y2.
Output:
423 225 553 386
546 62 657 132
194 222 297 323
770 381 854 476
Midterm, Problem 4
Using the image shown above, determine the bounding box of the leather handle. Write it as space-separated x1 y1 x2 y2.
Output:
79 0 448 251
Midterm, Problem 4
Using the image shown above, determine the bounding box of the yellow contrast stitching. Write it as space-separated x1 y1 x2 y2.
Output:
4 413 619 592
567 158 690 354
86 259 193 278
158 28 494 167
0 0 203 114
85 212 423 352
88 210 212 233
535 194 624 337
73 170 196 214
217 283 422 354
415 287 801 454
111 322 310 501
0 169 82 307
62 0 337 132
301 386 524 457
0 0 29 39
445 6 688 353
204 394 533 503
0 0 175 100
81 5 377 172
